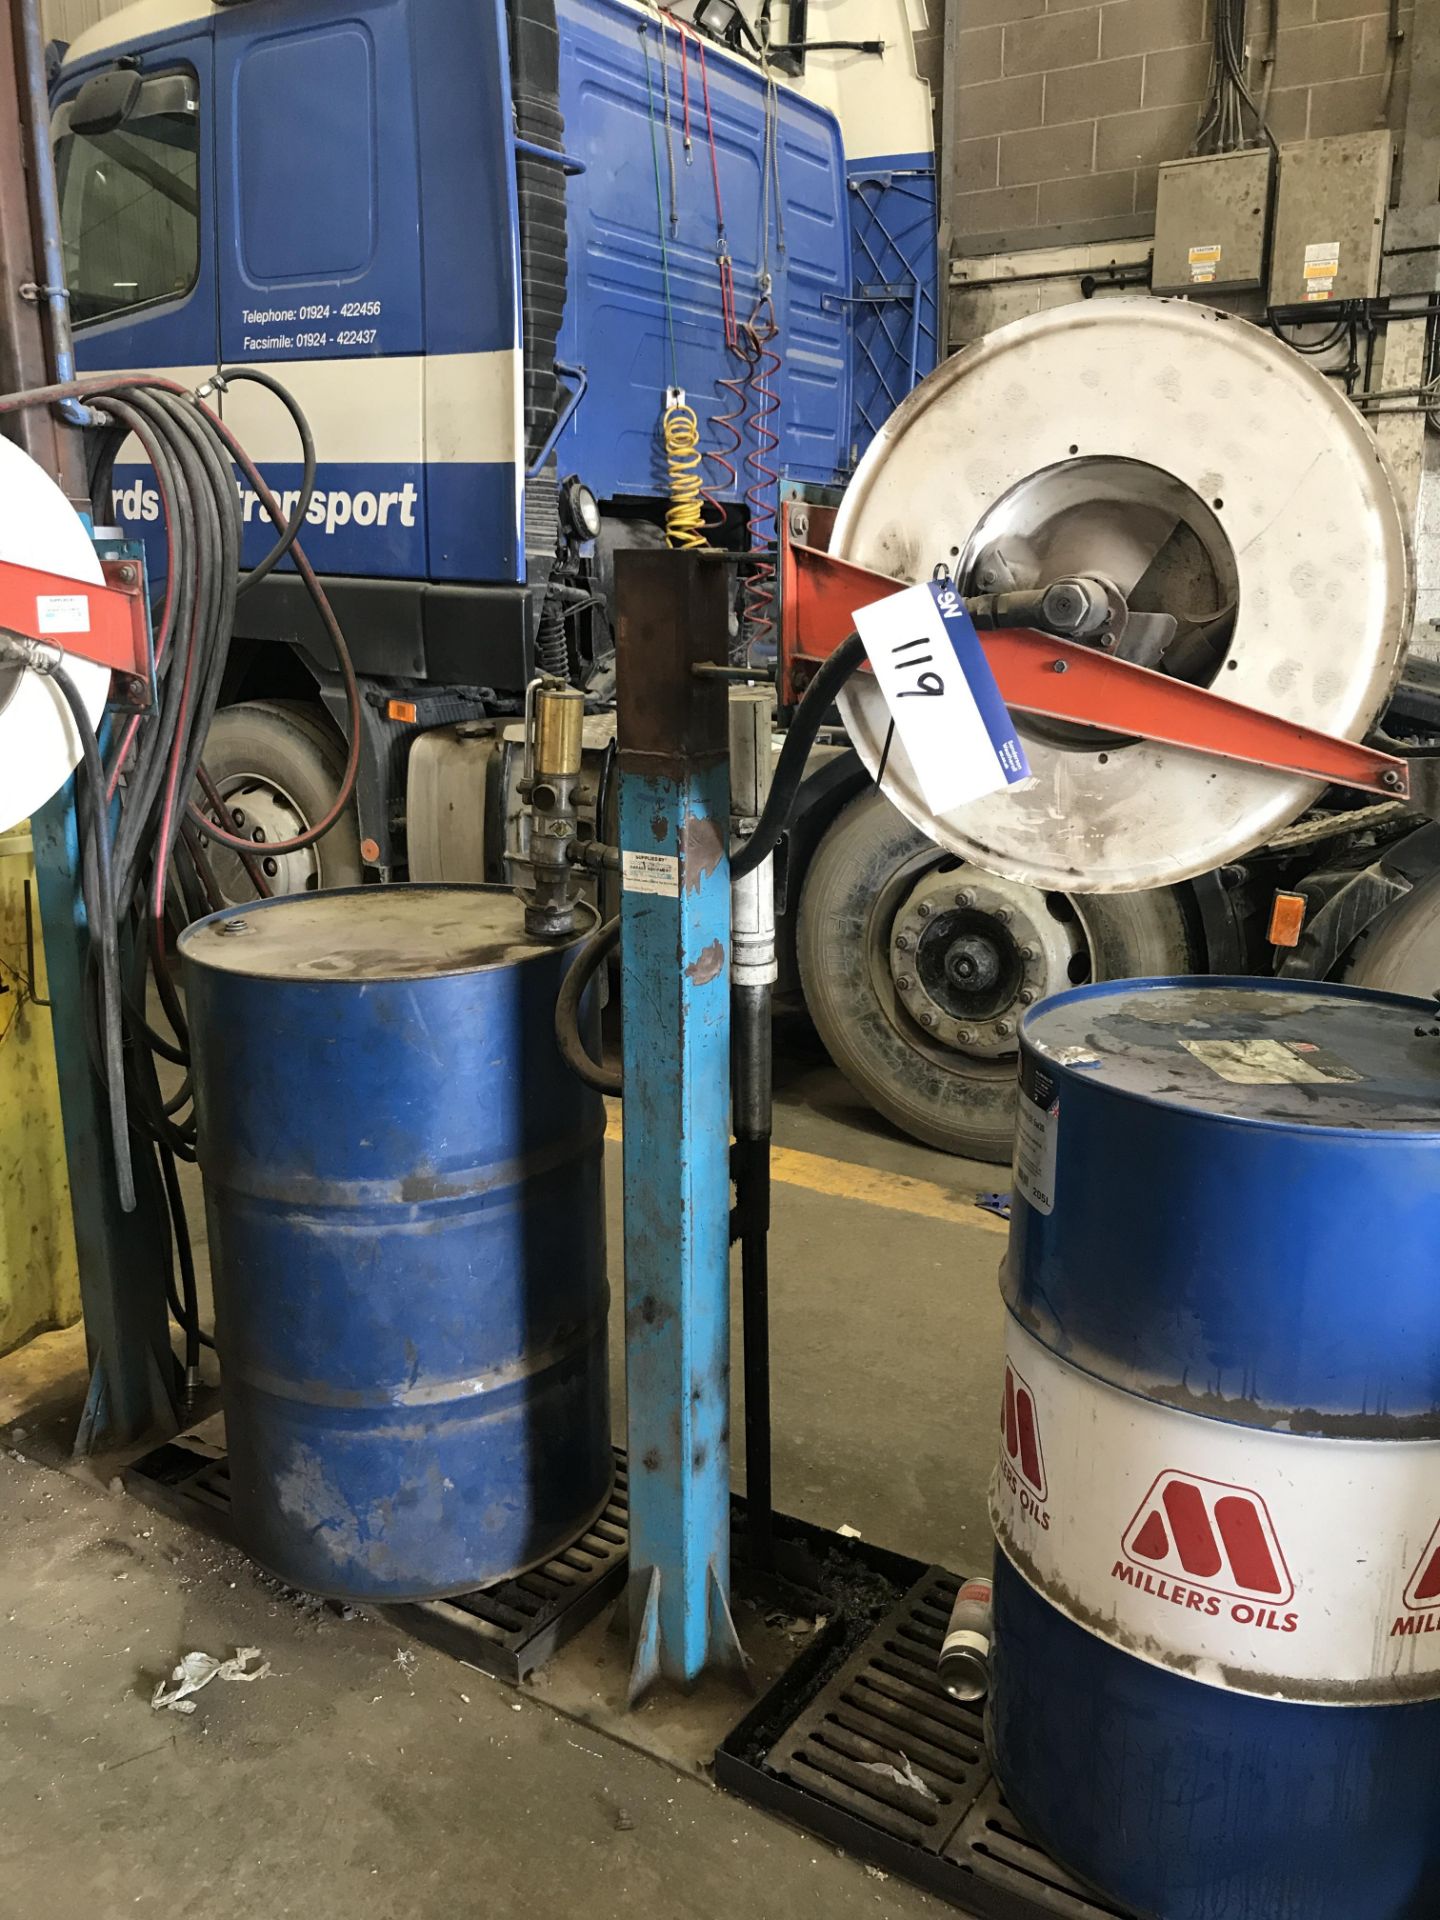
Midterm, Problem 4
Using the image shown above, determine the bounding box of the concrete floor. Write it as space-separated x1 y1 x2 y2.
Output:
0 1020 1010 1920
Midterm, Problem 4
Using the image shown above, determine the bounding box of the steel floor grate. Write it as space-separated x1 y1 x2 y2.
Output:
716 1567 1132 1920
122 1430 629 1683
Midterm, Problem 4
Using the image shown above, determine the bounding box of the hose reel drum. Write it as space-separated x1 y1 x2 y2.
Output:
0 434 110 832
833 299 1414 893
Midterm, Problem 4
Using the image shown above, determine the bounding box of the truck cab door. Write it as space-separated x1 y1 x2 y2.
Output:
212 0 427 581
55 32 218 530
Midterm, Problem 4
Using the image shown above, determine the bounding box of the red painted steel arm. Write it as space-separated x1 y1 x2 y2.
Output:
780 537 1409 803
0 557 149 679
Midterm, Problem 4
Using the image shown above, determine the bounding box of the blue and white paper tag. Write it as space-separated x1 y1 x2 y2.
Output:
852 580 1032 814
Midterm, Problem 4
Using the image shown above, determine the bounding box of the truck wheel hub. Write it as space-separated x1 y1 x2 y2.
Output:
890 867 1081 1058
199 775 321 905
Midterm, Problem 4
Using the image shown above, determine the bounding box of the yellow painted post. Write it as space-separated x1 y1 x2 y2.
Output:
0 829 79 1355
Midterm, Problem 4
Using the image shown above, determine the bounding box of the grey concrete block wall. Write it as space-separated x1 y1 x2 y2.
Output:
948 0 1414 253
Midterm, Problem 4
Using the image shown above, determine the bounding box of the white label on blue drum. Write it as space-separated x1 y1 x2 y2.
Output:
991 1318 1440 1704
1180 1036 1361 1085
1013 1061 1058 1216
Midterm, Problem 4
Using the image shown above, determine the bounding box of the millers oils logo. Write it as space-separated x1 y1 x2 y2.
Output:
998 1362 1049 1529
1112 1470 1299 1635
1392 1519 1440 1639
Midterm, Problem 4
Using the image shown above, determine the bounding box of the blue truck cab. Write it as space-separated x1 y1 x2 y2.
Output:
54 0 853 708
50 0 983 1173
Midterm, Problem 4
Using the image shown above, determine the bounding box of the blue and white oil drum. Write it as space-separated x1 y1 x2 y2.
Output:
988 978 1440 1920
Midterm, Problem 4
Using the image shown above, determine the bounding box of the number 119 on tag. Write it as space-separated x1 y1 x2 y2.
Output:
852 581 1032 815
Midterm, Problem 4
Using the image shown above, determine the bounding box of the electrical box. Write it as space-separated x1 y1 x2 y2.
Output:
1152 149 1273 295
1268 131 1392 309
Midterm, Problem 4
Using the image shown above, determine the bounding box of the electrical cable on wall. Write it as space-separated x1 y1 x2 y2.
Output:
0 366 356 1394
1190 0 1276 156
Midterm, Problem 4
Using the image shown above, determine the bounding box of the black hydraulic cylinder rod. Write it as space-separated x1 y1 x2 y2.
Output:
733 979 774 1574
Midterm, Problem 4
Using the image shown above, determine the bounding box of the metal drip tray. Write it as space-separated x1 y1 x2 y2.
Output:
122 1427 628 1683
716 1567 1132 1919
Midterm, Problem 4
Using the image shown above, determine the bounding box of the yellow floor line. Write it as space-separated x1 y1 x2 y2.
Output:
603 1110 1008 1236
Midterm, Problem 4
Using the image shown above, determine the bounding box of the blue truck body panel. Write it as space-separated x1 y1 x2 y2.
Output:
553 0 850 498
846 152 938 465
62 0 852 601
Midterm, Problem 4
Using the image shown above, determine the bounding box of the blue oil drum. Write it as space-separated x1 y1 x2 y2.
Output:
989 978 1440 1920
180 885 611 1602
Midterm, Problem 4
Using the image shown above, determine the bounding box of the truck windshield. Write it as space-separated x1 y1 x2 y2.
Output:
54 71 200 327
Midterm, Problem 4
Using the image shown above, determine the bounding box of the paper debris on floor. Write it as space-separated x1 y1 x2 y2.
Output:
151 1647 271 1713
857 1753 937 1802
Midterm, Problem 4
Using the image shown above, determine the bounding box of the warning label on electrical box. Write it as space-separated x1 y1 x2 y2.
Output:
1303 239 1341 301
1187 241 1222 284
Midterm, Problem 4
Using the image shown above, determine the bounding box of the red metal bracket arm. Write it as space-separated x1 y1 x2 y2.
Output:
0 557 149 680
781 538 1409 803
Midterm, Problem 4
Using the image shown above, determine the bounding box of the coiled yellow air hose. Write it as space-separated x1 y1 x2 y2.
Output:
663 392 707 550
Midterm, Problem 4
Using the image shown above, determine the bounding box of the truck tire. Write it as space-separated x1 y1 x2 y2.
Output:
1338 871 1440 996
197 700 363 905
798 788 1197 1162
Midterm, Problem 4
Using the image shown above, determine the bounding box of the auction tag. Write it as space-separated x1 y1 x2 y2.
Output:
852 580 1032 814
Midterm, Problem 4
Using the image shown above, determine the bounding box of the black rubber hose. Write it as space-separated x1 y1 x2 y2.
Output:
48 661 135 1211
159 1141 212 1355
217 365 316 593
554 914 622 1096
731 631 866 880
536 585 570 678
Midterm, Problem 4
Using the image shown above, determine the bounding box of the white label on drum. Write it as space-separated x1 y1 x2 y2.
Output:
1013 1055 1059 1216
1180 1037 1361 1085
1013 1093 1057 1216
991 1318 1440 1703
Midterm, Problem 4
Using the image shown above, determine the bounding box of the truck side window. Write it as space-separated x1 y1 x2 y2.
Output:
55 70 200 327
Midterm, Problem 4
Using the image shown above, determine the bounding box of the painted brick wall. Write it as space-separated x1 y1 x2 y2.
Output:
949 0 1413 252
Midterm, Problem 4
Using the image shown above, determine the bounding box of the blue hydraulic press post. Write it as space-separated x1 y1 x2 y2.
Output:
614 548 745 1700
31 537 178 1452
0 7 176 1452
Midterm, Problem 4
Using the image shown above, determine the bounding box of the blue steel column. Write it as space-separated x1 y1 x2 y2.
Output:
32 785 178 1451
614 549 744 1701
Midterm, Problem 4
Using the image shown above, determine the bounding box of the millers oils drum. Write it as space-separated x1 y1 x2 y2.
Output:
989 978 1440 1920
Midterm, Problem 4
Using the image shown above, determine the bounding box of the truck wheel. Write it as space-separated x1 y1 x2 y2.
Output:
1338 871 1440 996
196 701 363 905
798 788 1197 1162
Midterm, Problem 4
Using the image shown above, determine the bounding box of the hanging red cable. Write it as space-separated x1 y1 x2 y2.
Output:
670 11 744 532
740 291 782 658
